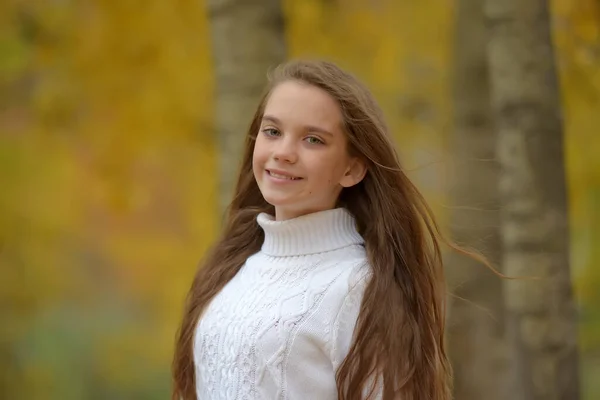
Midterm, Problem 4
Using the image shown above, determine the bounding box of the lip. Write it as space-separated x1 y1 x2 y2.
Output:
265 168 303 182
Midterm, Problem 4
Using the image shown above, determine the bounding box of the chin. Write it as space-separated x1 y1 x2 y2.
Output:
261 194 293 208
260 190 305 209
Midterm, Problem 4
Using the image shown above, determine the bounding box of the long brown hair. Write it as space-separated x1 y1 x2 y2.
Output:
172 59 453 399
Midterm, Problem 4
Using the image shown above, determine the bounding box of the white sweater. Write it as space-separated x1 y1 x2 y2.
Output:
193 208 371 400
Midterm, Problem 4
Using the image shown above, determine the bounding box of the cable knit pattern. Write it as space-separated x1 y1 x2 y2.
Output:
193 208 371 400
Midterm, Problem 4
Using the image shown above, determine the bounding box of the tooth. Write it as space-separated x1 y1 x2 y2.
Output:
269 171 298 180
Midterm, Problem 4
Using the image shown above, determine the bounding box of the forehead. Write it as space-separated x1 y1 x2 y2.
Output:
263 81 343 129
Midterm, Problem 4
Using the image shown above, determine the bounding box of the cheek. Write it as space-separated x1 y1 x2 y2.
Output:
252 147 264 180
254 135 271 159
309 158 346 187
252 141 266 166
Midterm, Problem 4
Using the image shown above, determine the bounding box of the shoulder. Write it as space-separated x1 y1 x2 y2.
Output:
319 246 371 304
328 256 370 319
329 259 370 302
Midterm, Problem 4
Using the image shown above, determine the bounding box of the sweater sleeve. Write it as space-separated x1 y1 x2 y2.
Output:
330 274 366 370
330 268 383 399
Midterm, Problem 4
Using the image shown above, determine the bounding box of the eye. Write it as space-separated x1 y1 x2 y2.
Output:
305 136 324 145
262 128 280 137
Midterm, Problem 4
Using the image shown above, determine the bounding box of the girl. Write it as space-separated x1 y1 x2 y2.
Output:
172 60 452 400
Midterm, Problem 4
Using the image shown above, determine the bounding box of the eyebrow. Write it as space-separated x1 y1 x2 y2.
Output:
262 115 334 136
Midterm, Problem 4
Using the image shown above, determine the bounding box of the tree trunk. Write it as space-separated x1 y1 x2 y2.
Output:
484 1 580 399
207 0 287 215
445 0 509 399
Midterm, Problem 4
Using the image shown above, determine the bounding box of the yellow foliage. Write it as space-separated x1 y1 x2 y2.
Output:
552 0 600 311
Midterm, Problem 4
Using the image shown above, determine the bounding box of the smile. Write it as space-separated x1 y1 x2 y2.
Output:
266 170 302 180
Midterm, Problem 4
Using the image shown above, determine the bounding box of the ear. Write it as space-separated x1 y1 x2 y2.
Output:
340 157 367 188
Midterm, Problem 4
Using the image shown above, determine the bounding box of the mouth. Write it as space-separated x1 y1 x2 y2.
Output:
266 169 303 180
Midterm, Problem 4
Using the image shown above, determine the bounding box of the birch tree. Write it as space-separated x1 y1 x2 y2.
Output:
207 0 287 214
445 0 508 398
484 1 580 398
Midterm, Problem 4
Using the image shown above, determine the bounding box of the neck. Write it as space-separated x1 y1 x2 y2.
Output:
274 203 337 221
256 207 364 257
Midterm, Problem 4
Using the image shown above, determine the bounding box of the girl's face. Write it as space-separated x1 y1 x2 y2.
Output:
253 80 366 221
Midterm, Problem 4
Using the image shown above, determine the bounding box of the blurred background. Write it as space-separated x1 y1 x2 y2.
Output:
0 0 598 399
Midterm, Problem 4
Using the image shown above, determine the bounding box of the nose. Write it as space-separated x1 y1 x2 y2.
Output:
272 136 298 164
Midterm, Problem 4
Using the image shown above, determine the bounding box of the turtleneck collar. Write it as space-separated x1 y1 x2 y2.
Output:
256 208 364 257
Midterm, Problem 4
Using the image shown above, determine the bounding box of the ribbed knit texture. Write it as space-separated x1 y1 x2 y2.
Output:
193 208 371 400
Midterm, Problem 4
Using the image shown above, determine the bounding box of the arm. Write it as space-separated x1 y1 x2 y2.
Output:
330 270 384 399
